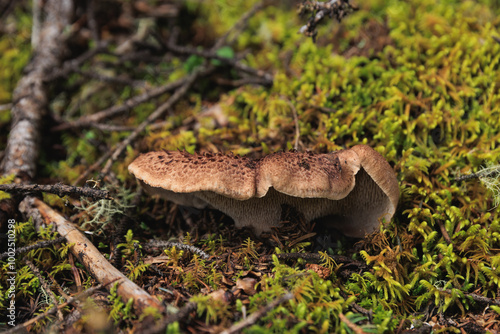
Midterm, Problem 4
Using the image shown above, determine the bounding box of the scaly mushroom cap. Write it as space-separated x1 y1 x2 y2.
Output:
128 145 399 237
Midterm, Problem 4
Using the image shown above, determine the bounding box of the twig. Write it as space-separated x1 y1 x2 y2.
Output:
0 183 112 200
211 1 265 50
2 280 118 334
72 68 144 87
145 240 210 260
305 103 336 113
73 152 110 186
219 292 294 334
436 219 452 245
101 65 214 176
166 38 273 86
53 75 186 131
45 42 109 82
1 0 72 180
0 236 65 260
89 123 135 132
442 289 500 306
25 259 64 321
19 197 165 314
86 0 99 42
338 312 367 334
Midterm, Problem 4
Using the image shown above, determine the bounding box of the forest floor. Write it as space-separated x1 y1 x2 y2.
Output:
1 0 500 333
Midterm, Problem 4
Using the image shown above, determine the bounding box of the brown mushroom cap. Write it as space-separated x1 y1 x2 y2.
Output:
128 145 399 237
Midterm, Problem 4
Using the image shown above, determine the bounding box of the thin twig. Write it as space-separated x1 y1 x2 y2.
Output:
442 289 500 306
53 75 186 131
212 1 265 50
86 0 99 42
145 240 210 260
73 152 110 186
220 293 294 334
0 237 66 260
45 41 109 81
436 220 452 245
167 40 273 86
0 183 112 200
101 65 214 176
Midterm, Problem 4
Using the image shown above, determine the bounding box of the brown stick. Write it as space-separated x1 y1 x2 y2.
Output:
0 183 112 200
19 197 165 314
0 0 72 180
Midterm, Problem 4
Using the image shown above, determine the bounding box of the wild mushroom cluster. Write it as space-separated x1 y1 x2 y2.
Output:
128 145 399 238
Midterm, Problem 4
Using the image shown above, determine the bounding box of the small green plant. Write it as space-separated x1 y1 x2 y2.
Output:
108 283 135 324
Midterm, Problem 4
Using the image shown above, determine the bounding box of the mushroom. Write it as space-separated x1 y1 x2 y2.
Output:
128 145 399 238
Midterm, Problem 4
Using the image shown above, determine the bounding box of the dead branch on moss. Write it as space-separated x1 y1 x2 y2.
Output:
19 196 165 314
144 240 210 260
220 292 294 334
260 252 367 268
100 65 215 177
298 0 357 41
0 0 72 180
0 183 112 200
45 42 109 82
212 1 266 50
441 289 500 307
2 279 118 334
166 28 273 87
53 76 185 131
69 66 214 184
0 236 65 261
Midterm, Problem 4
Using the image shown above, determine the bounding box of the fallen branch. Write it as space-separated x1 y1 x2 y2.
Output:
0 0 72 180
52 76 185 131
19 197 165 315
100 65 215 176
0 183 112 200
144 240 210 260
0 236 65 261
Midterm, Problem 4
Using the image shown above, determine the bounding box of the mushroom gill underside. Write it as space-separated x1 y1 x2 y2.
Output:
140 167 390 238
130 145 399 238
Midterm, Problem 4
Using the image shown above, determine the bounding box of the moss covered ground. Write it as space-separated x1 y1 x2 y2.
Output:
1 0 500 332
